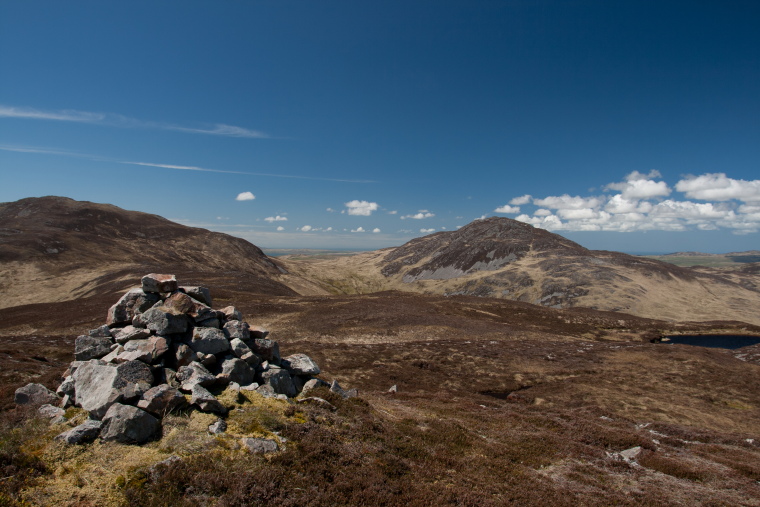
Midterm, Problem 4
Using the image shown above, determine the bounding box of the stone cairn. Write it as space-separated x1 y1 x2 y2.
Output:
14 274 355 445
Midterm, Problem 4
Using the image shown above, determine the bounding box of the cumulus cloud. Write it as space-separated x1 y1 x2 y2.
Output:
676 173 760 202
345 200 379 216
420 228 435 233
372 228 381 233
300 225 312 232
236 191 255 201
510 171 760 235
264 215 287 222
401 211 435 220
510 194 532 206
351 227 366 233
533 194 604 210
276 226 285 231
494 204 520 214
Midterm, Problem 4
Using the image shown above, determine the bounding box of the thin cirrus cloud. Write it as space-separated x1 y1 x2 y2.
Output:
0 144 375 183
0 104 270 139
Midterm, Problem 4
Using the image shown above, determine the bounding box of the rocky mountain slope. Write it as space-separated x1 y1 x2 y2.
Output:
281 217 760 325
0 196 296 308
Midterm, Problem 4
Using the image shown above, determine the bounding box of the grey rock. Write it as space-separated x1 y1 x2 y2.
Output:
250 338 280 363
106 289 160 327
241 437 279 454
345 388 359 398
219 357 255 386
113 325 152 344
195 317 221 329
141 308 190 336
198 352 217 367
56 376 75 398
301 378 329 395
190 327 230 355
190 385 226 414
208 418 227 434
100 403 161 444
388 384 398 393
117 336 169 364
248 325 269 339
230 338 254 360
137 384 186 416
261 368 297 398
176 361 216 391
240 382 260 391
101 345 124 363
182 286 212 307
38 403 65 419
219 306 243 322
72 362 120 418
14 383 58 406
619 446 643 462
173 343 195 369
74 335 113 361
255 384 277 398
55 419 102 444
156 367 180 389
223 320 250 342
330 379 347 398
88 325 113 338
141 273 178 294
281 353 320 376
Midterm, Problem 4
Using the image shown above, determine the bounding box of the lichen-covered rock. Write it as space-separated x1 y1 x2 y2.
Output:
190 385 226 414
140 307 190 336
14 383 58 406
173 343 195 369
106 289 160 327
73 360 154 418
219 306 243 321
182 286 212 307
117 336 169 363
38 404 65 419
113 325 152 344
219 357 255 386
208 418 227 434
260 367 297 397
55 419 102 444
88 325 113 338
190 327 230 355
100 403 161 444
300 378 329 395
241 437 279 454
176 361 216 391
74 335 113 361
137 384 186 416
282 353 321 376
250 338 280 363
141 273 178 294
223 320 250 341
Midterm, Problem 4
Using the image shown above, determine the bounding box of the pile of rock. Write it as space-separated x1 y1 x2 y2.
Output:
15 274 353 445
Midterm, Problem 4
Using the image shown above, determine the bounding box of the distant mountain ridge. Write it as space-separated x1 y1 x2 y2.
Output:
0 196 296 309
281 217 760 325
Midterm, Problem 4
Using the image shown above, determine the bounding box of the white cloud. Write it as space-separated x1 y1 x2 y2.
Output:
388 210 398 215
325 227 333 232
533 194 604 210
264 215 287 222
420 228 435 233
345 200 379 216
300 225 312 232
326 208 336 213
236 191 255 201
534 208 552 217
276 226 285 231
676 173 760 202
605 171 671 200
372 228 381 233
351 227 366 233
401 211 435 220
509 194 532 206
494 204 520 214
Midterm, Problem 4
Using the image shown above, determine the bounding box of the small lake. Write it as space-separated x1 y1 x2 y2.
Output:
663 335 760 350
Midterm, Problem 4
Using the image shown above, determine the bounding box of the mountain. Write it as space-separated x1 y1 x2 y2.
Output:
281 217 760 325
0 196 296 308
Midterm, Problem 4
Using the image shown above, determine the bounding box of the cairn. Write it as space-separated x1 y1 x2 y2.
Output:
15 274 354 445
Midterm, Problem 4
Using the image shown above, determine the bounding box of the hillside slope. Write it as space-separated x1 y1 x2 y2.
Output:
281 217 760 325
0 196 296 308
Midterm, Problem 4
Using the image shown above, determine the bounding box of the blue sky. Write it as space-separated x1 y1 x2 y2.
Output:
1 1 758 253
